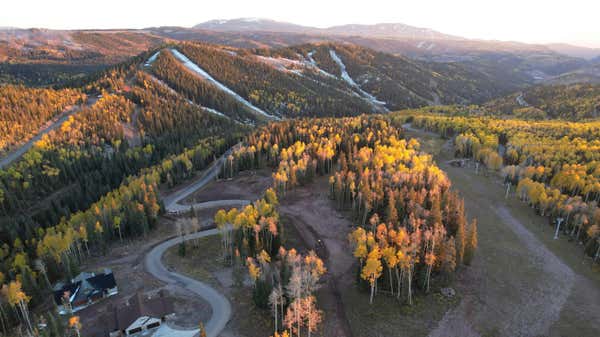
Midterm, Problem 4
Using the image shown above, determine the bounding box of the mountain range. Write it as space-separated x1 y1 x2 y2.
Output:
2 18 600 87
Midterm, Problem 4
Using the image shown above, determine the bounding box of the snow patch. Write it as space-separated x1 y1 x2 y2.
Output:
254 55 304 73
145 72 246 124
170 48 279 120
328 49 388 109
305 51 336 78
144 51 160 67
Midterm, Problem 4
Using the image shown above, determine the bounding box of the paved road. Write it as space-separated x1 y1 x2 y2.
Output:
150 144 250 337
168 199 250 214
0 98 97 169
163 144 240 213
144 227 232 337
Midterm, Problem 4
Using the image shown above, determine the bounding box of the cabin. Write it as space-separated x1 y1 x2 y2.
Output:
53 269 118 314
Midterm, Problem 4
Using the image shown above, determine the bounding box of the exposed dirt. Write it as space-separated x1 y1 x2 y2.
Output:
77 219 212 337
182 169 273 204
280 178 356 337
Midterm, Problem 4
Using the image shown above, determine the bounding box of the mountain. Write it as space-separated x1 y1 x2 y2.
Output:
546 43 600 60
0 28 166 64
0 28 167 84
156 41 520 115
2 21 597 88
323 23 459 40
484 83 600 119
193 18 458 40
187 19 592 83
193 18 313 34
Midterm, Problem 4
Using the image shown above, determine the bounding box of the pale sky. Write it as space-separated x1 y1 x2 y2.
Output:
2 0 600 48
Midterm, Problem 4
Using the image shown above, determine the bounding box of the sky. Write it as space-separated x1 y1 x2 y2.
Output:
2 0 600 48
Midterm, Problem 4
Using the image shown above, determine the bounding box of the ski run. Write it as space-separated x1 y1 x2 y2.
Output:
328 49 388 111
169 48 280 121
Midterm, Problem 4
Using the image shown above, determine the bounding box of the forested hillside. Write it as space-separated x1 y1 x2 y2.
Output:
151 41 523 120
0 29 166 85
484 83 600 120
266 43 519 109
149 49 262 123
0 52 248 334
173 43 379 118
216 114 476 336
0 86 85 155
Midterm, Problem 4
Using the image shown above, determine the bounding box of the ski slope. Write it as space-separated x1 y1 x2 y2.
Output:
306 51 337 78
144 51 160 67
329 50 387 109
169 48 279 121
145 67 235 122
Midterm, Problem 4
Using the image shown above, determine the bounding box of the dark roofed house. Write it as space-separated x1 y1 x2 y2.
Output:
100 290 174 337
53 269 118 314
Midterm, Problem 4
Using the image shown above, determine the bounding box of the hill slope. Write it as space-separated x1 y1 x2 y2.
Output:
484 83 600 120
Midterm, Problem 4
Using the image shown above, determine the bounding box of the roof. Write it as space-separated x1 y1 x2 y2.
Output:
126 316 161 332
103 290 174 332
53 270 117 305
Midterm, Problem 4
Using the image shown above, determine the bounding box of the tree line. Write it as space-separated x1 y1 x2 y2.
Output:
0 85 85 155
0 57 244 335
217 114 476 336
400 111 600 264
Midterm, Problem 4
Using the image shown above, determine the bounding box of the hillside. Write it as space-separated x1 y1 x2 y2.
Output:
0 28 167 84
270 43 518 108
484 83 600 119
144 41 526 117
2 24 597 88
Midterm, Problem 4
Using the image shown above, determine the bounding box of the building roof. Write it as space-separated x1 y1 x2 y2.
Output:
53 270 117 305
103 290 174 332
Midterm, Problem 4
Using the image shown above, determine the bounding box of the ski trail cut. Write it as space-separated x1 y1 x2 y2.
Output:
306 50 337 78
169 48 279 121
328 49 388 110
144 51 160 67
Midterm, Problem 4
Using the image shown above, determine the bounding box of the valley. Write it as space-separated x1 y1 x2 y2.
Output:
1 11 599 337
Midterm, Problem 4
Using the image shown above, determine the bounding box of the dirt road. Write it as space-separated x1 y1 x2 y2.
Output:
0 97 97 169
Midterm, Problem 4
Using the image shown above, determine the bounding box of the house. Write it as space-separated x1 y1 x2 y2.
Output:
101 290 174 337
53 269 118 314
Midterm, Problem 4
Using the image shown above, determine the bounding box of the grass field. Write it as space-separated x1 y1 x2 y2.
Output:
404 126 600 337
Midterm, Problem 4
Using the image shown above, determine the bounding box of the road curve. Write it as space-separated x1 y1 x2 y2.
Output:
163 144 240 213
0 98 97 169
144 228 231 337
150 145 249 337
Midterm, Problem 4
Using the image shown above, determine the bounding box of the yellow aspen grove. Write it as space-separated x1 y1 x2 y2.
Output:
2 281 33 335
